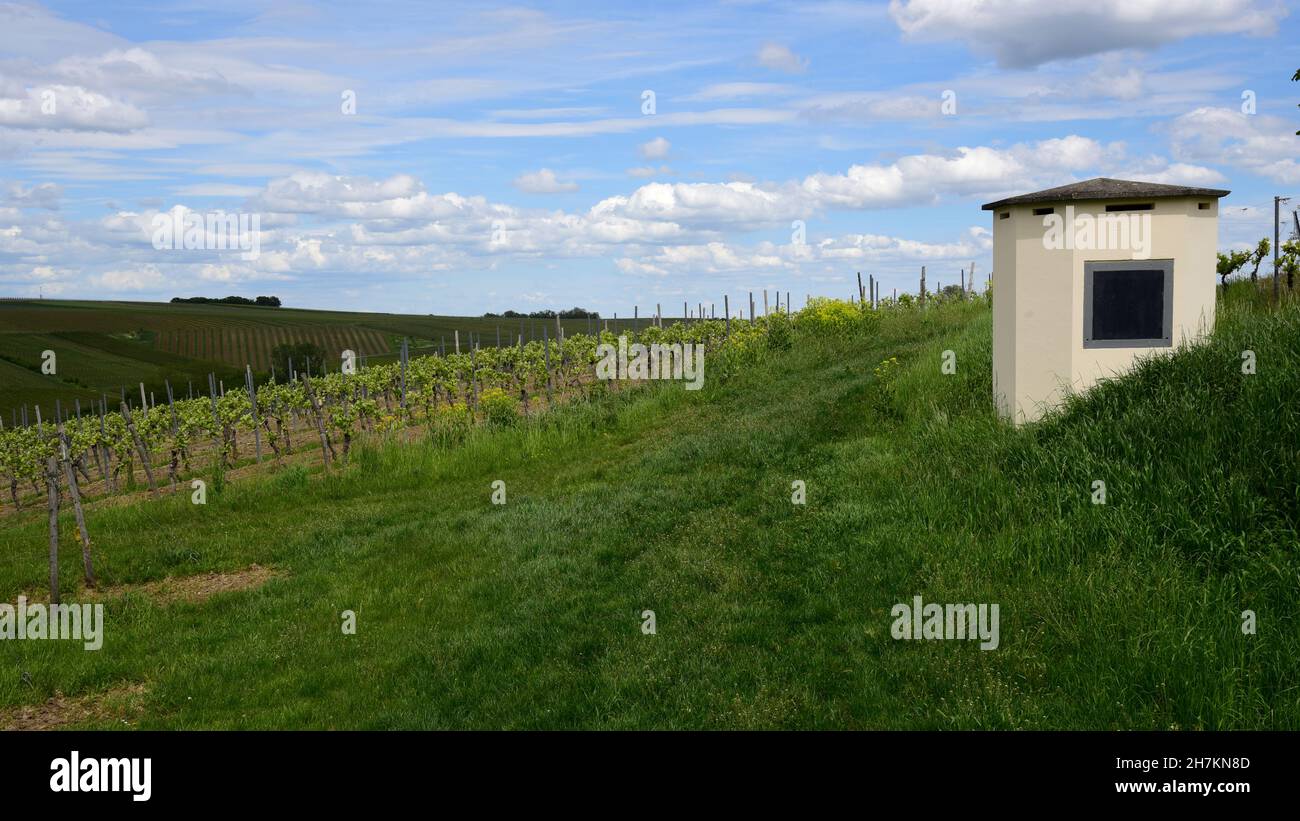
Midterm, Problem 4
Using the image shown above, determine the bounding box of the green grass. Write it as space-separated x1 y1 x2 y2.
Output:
1 290 1296 729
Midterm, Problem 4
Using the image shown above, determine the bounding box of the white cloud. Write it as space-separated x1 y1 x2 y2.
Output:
1168 106 1300 184
512 168 579 194
595 136 1124 229
638 137 671 160
173 183 263 197
616 227 992 277
757 43 808 73
0 137 1233 302
888 0 1284 68
6 182 62 209
0 84 149 132
1120 163 1228 186
594 180 796 230
93 264 167 291
627 166 673 178
51 47 242 100
801 93 941 122
252 172 491 221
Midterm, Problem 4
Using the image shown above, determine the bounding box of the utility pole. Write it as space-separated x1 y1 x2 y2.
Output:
1273 196 1293 298
1293 209 1300 290
1275 196 1282 301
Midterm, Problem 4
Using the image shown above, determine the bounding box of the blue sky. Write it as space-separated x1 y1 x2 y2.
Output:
0 0 1297 315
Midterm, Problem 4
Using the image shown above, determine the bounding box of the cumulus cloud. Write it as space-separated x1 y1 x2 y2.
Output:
757 42 808 73
1167 106 1300 184
593 180 798 230
616 226 992 278
638 137 671 160
252 172 502 222
512 168 579 194
0 135 1222 300
888 0 1283 68
237 136 1143 267
92 264 167 291
595 135 1124 228
1120 163 1228 186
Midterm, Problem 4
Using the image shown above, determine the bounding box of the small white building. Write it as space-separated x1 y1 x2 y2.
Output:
984 178 1229 424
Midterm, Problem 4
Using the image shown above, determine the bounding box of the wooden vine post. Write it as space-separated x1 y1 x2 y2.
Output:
544 327 553 407
57 422 95 588
165 379 180 489
35 409 59 604
469 343 480 410
245 365 262 464
302 372 334 470
400 338 409 409
98 397 114 493
207 373 224 468
119 401 158 498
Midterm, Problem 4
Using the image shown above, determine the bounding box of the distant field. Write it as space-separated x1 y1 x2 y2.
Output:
0 299 624 419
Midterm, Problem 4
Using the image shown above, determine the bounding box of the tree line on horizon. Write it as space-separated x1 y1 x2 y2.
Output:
170 295 282 307
482 307 600 319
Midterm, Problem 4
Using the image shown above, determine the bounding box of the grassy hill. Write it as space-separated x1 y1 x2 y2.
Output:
0 299 627 420
1 288 1296 729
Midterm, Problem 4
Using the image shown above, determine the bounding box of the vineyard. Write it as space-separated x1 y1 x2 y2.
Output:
153 324 389 371
0 299 635 420
0 307 786 601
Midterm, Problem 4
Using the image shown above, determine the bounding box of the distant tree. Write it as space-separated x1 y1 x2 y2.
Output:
270 341 326 379
487 306 600 320
490 307 599 319
170 295 280 306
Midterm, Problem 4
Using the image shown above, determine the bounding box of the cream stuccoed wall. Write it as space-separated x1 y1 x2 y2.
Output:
992 197 1218 424
991 211 1016 419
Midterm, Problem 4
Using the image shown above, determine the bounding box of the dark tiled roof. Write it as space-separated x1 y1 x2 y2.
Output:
981 177 1230 210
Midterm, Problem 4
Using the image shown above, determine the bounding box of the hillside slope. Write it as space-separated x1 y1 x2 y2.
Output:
1 291 1296 729
0 299 627 418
